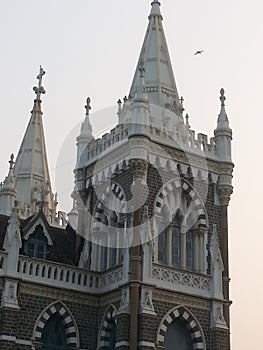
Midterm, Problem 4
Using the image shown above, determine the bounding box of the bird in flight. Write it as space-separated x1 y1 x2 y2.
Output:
194 50 204 55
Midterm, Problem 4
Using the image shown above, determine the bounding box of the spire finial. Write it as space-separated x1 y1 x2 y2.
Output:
33 66 46 100
85 97 92 115
9 154 14 170
180 96 185 113
139 60 145 78
220 88 226 107
150 0 162 18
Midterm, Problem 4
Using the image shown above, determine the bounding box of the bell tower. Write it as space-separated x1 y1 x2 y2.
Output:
74 1 234 349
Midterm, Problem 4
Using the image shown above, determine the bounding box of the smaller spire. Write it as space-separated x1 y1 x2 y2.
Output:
9 153 14 171
33 66 46 101
133 61 149 103
4 154 15 189
149 0 162 19
117 99 122 118
76 97 94 167
216 88 230 130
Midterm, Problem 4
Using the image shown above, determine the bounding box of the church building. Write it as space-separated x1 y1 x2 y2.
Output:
0 1 234 349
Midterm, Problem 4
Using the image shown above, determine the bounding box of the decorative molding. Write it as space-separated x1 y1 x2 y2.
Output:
118 287 130 314
33 300 79 347
140 287 156 315
210 301 228 329
1 279 19 309
152 264 211 298
20 282 99 306
157 306 206 349
153 290 211 311
97 304 117 349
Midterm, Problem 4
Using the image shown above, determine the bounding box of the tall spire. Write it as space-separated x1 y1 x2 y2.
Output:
129 0 181 114
11 67 56 219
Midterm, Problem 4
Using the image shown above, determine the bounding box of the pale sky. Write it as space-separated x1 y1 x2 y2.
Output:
0 1 262 348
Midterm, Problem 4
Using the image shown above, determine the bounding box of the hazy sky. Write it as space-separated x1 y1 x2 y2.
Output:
0 1 262 348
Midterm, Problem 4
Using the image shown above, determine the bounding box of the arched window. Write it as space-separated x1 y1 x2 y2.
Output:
41 313 67 349
108 319 116 349
24 225 47 259
157 211 197 271
172 213 182 268
186 215 195 271
164 318 193 350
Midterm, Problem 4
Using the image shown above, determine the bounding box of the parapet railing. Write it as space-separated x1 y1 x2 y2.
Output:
0 252 126 294
151 263 211 298
82 123 216 166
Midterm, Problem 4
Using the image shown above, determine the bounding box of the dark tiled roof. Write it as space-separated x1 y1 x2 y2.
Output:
0 212 78 266
47 224 78 265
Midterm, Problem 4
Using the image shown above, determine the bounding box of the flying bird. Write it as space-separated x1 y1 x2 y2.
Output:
194 50 204 55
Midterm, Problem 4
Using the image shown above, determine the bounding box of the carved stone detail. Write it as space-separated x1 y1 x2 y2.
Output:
129 159 148 179
118 287 130 314
217 185 233 206
140 288 156 315
211 301 228 329
1 279 19 309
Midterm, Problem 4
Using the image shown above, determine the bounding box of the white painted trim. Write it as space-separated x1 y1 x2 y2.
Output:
0 335 32 346
139 340 155 347
115 340 129 347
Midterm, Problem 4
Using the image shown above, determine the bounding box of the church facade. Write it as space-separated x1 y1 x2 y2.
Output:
0 1 234 349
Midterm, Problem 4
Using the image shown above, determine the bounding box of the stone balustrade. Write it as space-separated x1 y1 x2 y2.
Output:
0 252 126 294
151 263 211 298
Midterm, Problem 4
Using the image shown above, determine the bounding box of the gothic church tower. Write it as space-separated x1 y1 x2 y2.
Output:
74 1 234 349
0 1 233 349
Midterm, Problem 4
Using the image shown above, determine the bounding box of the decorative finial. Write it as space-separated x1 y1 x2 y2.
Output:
9 154 14 170
123 96 128 103
139 60 145 78
180 96 185 113
220 88 226 107
117 99 122 115
85 97 92 115
149 0 162 19
185 113 190 129
33 66 46 100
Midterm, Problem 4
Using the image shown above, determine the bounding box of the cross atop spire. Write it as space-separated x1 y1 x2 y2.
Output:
85 97 92 116
33 66 46 101
220 88 226 107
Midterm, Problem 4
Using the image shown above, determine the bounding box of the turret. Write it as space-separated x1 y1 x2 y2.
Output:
0 154 16 216
2 67 59 222
214 88 232 162
76 97 94 168
129 62 151 136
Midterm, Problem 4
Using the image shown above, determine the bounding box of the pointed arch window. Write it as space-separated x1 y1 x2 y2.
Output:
164 318 193 350
157 211 198 272
172 212 182 268
41 313 67 349
186 215 195 271
24 225 47 259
